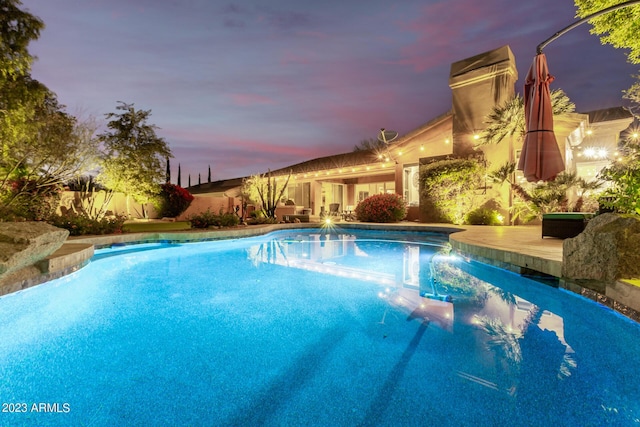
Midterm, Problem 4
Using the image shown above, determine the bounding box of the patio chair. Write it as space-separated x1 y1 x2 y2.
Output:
329 203 340 217
342 205 356 221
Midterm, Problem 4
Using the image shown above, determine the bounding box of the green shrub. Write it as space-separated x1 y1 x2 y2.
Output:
155 183 194 218
188 209 240 229
188 209 218 229
420 158 485 224
355 193 407 223
48 213 126 236
245 209 277 224
217 212 240 227
465 208 502 225
246 216 277 225
594 127 640 215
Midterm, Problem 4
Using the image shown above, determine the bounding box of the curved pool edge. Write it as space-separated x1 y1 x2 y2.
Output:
0 222 461 297
447 226 640 323
2 221 639 324
0 243 94 297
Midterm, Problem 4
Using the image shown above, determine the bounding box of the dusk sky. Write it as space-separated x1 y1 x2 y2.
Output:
21 0 639 183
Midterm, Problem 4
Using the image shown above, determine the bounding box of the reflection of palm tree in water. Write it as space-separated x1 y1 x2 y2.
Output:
519 306 568 377
480 315 522 393
488 287 518 306
513 306 572 421
480 305 570 395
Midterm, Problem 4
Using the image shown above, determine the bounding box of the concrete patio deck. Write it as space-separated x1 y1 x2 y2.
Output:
448 224 563 277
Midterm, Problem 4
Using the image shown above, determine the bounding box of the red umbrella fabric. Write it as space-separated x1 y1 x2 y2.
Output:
517 53 564 182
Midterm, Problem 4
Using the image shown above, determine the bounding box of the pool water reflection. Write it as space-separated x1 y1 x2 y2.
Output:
0 228 639 426
256 231 577 394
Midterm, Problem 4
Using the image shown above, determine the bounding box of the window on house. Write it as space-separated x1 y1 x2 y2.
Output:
286 182 311 207
403 165 420 206
356 182 395 203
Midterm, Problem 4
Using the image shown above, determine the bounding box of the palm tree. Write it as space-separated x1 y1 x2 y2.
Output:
481 89 577 224
491 164 603 220
572 177 603 212
477 89 576 146
489 162 532 202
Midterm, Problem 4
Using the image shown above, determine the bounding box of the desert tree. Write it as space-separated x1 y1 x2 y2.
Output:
97 102 172 218
1 80 101 218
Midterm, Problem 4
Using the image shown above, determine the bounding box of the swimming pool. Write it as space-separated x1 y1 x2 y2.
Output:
1 228 639 426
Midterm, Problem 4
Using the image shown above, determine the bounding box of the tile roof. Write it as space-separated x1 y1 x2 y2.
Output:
187 110 453 194
585 106 633 123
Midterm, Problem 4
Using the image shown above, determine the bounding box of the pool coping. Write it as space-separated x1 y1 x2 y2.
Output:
2 222 639 322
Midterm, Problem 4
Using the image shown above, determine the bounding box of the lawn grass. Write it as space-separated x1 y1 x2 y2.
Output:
122 221 192 233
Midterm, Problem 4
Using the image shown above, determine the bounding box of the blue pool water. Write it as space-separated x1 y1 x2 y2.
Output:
1 228 640 426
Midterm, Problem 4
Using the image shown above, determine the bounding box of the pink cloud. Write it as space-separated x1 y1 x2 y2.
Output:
392 4 480 72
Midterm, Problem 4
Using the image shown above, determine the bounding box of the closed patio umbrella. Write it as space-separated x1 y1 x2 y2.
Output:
517 53 564 182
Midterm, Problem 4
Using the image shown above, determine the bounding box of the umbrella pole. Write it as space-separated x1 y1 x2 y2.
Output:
537 0 640 53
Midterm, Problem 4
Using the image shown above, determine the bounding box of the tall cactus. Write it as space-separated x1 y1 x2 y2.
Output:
244 170 291 219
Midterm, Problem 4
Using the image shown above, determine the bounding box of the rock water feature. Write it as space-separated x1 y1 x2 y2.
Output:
562 213 640 318
562 213 640 283
0 222 69 292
